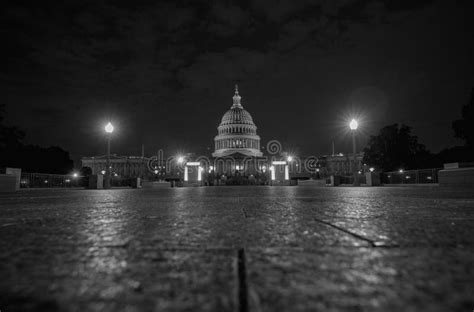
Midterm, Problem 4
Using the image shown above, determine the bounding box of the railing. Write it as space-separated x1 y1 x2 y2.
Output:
325 175 367 185
20 173 143 188
381 168 441 184
321 169 440 185
20 172 86 188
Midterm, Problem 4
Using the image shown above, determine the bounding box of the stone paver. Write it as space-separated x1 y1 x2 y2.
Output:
0 186 473 311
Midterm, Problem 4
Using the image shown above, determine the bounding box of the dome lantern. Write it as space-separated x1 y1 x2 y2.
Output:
232 84 242 108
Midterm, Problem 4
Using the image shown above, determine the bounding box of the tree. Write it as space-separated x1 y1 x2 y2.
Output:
362 124 432 172
80 166 92 176
452 87 474 149
1 104 73 173
0 103 25 156
6 145 74 174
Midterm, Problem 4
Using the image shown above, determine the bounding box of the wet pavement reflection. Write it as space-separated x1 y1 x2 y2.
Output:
0 186 473 311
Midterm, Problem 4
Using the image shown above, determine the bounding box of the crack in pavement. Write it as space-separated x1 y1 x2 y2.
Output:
312 217 377 247
312 218 400 248
272 200 398 247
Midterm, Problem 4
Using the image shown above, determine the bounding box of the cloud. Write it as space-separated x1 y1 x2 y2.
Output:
177 48 275 90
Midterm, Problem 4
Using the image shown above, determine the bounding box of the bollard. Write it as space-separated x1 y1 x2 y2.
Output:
365 172 381 186
329 175 341 186
88 174 104 189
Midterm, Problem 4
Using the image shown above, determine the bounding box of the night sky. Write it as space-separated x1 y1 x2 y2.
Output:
2 0 474 164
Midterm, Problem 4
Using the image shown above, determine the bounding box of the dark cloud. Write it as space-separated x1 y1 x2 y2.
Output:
1 0 473 164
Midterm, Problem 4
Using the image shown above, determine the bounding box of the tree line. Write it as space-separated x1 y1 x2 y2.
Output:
363 88 474 171
2 87 473 174
0 104 73 174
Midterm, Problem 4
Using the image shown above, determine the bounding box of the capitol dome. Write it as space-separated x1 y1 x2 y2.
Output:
212 86 263 157
220 106 255 125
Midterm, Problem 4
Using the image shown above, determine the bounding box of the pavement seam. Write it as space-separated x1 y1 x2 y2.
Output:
237 248 249 312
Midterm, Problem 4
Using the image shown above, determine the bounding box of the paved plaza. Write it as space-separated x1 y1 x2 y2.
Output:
0 186 473 311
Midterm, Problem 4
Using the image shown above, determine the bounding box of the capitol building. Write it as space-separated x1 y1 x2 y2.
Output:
80 85 364 184
212 85 263 158
211 86 266 176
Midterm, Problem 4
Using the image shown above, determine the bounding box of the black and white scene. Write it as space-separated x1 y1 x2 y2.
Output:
1 0 474 311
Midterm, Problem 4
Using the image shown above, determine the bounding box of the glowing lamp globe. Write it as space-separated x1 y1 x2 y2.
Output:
105 122 114 133
287 156 293 162
177 156 184 164
349 119 358 130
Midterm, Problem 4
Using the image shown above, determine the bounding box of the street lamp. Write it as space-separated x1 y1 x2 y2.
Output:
349 119 359 186
349 119 358 131
104 122 114 189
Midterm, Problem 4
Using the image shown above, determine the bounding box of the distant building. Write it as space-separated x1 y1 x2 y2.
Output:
322 152 365 176
81 155 154 178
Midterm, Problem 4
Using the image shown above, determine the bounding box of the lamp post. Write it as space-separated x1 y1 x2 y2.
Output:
104 122 114 189
349 119 359 186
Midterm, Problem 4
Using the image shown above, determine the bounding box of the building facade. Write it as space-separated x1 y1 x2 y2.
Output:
322 153 364 176
81 155 158 179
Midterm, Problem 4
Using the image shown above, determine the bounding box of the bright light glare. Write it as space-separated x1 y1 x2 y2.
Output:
105 122 114 133
349 119 358 130
287 156 293 162
177 156 185 164
369 167 375 172
399 169 404 173
73 172 78 178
